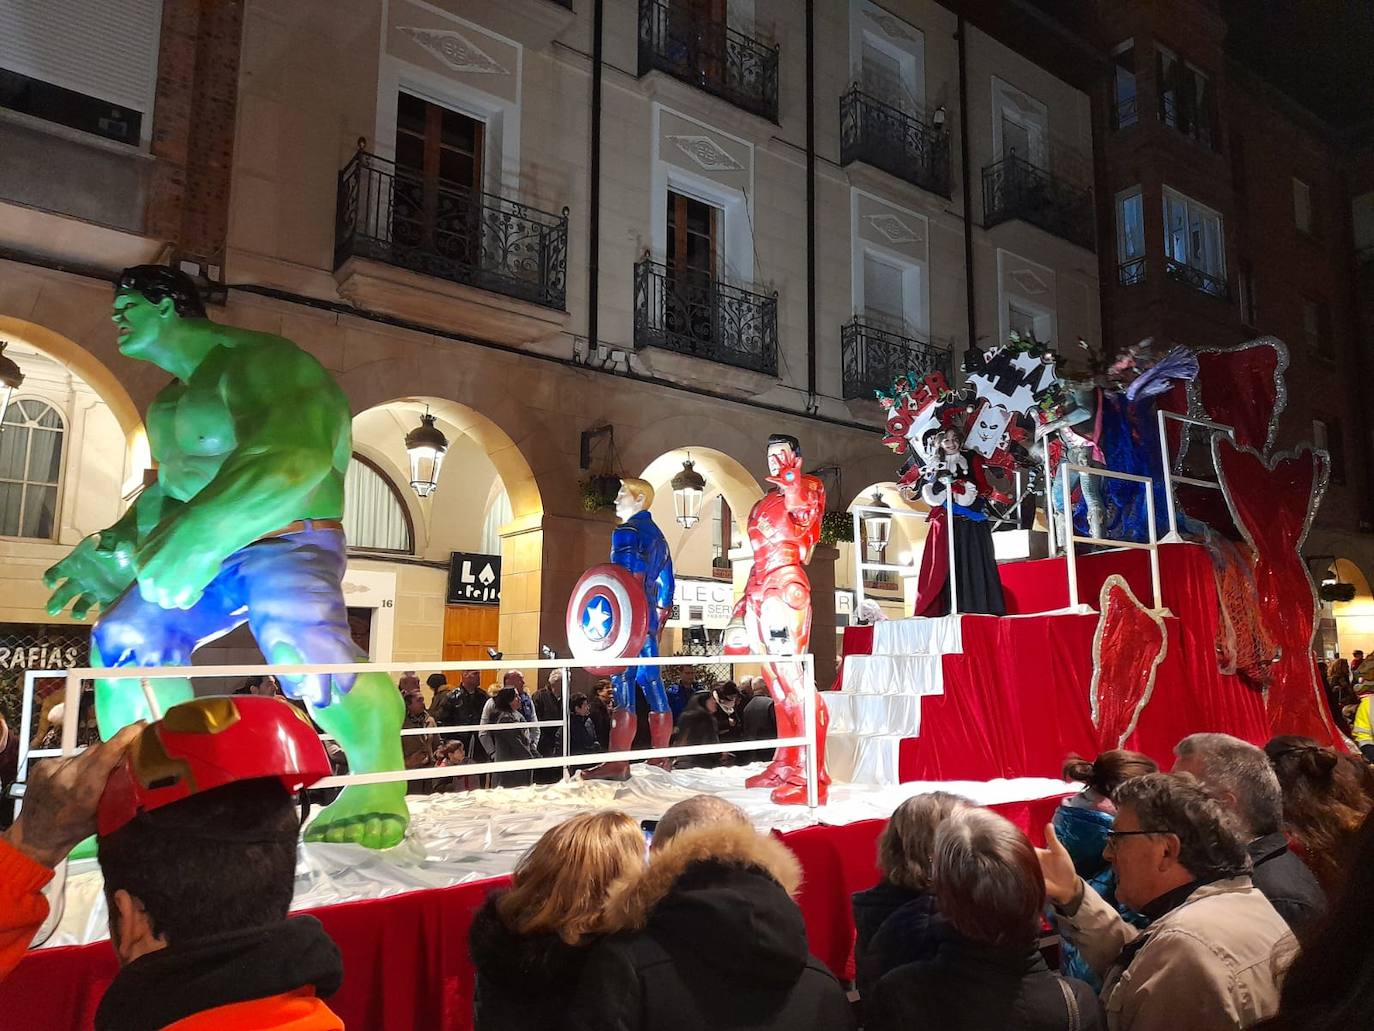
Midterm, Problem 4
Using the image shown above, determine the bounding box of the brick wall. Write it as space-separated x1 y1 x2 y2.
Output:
145 0 245 268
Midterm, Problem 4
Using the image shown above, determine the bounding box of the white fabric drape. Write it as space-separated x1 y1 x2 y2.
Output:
343 458 411 551
480 487 512 556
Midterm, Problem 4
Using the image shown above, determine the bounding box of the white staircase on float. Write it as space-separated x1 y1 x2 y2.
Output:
824 615 963 787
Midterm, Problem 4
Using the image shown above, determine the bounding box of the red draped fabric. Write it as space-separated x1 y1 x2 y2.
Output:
0 798 1065 1031
895 545 1272 782
1196 345 1280 453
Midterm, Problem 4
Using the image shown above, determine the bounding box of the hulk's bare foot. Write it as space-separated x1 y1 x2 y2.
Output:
304 783 409 849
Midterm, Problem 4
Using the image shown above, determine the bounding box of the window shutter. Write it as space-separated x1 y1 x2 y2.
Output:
0 1 163 116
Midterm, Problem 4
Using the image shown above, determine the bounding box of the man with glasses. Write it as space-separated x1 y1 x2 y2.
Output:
1038 773 1294 1030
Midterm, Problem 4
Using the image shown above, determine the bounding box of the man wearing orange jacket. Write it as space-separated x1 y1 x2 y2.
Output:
1 697 347 1029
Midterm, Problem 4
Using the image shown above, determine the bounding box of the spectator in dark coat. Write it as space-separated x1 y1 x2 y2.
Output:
566 796 854 1031
532 669 565 784
740 683 778 762
440 670 490 762
589 679 613 755
665 666 701 723
869 808 1104 1031
712 682 742 754
470 811 645 1031
671 693 720 769
490 687 536 789
852 791 969 1001
1174 733 1326 934
569 693 601 755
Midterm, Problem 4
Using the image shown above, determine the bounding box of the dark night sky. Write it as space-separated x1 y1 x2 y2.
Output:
1223 0 1374 130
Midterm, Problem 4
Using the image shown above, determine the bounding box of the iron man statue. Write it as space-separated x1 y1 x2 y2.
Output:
724 433 829 805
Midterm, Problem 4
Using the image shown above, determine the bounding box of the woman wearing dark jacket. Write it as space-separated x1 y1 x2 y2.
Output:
851 791 968 1001
469 810 645 1031
868 808 1103 1031
671 692 720 769
490 687 536 788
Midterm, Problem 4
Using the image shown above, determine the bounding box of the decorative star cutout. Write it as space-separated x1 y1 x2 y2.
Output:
583 597 612 641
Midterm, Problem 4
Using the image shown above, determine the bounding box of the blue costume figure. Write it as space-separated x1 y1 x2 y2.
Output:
587 477 675 779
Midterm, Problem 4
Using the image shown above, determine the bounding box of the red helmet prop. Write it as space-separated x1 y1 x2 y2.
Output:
97 695 331 837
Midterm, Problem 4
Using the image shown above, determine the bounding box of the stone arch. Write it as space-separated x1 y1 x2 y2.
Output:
837 480 929 608
638 446 765 539
0 314 148 482
1328 558 1374 658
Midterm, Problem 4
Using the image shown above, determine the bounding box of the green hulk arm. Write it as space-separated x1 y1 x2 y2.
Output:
134 345 346 610
43 483 181 619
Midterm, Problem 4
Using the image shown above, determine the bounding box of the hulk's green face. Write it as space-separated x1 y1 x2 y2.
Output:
112 290 179 362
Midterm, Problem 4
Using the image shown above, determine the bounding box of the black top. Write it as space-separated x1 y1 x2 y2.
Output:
469 892 593 1031
868 934 1105 1031
851 881 947 1000
568 860 854 1031
1247 832 1326 935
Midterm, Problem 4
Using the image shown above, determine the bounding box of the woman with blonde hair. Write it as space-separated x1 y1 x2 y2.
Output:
851 791 971 1001
469 810 645 1030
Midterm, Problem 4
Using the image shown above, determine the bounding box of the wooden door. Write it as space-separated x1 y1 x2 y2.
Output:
442 604 500 663
393 92 483 264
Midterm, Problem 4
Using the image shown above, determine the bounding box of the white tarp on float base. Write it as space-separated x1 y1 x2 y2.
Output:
40 764 1072 948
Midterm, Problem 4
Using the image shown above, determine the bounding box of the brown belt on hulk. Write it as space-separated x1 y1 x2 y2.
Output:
256 518 345 540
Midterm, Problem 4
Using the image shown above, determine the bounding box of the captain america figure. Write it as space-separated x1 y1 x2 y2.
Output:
585 477 676 779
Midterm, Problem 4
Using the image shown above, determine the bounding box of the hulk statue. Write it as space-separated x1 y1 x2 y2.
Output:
43 265 408 848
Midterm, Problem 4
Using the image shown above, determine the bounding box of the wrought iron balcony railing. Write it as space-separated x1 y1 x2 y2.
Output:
634 259 778 376
638 0 779 122
841 317 952 402
334 150 569 310
839 86 951 197
1118 256 1146 286
982 154 1095 251
1165 257 1227 299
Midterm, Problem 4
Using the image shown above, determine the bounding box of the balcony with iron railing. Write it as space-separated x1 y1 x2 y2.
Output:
1118 256 1146 286
634 258 778 376
637 0 779 122
982 154 1095 251
1165 257 1227 299
333 150 569 310
841 317 952 402
839 86 951 197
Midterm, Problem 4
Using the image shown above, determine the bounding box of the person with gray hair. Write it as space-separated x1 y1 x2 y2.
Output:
868 808 1104 1031
1039 773 1295 1030
567 794 853 1030
1173 733 1325 933
851 792 970 1000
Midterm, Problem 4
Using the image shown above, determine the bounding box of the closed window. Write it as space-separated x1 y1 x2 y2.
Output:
1158 46 1214 147
1008 301 1051 343
343 455 413 552
1293 178 1313 235
1313 418 1346 485
1163 187 1225 294
1112 41 1137 128
0 398 64 539
863 253 906 329
1117 187 1145 283
1304 299 1333 359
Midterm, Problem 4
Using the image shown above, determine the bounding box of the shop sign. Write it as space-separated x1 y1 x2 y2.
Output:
835 590 855 624
447 552 502 605
0 623 90 672
666 577 735 629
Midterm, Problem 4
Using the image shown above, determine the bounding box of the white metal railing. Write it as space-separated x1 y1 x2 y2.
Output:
1156 408 1235 542
1060 462 1163 613
849 502 925 612
26 653 821 809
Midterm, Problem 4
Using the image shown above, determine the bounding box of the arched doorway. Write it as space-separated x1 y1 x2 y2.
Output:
347 397 543 673
636 447 764 668
836 482 929 626
1325 558 1374 659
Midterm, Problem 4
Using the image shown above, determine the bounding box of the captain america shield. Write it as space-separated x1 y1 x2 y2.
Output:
566 564 650 676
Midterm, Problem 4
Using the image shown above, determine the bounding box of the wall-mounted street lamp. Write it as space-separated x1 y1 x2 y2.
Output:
404 409 448 498
671 456 706 529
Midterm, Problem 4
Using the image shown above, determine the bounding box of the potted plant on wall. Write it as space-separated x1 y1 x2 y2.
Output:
579 474 621 513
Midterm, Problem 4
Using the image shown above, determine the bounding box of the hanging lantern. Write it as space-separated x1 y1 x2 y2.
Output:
671 457 706 529
862 490 892 552
404 410 448 498
0 341 23 431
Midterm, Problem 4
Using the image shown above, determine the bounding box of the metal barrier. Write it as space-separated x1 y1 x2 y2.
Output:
1156 409 1235 542
24 653 821 809
1060 462 1163 612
